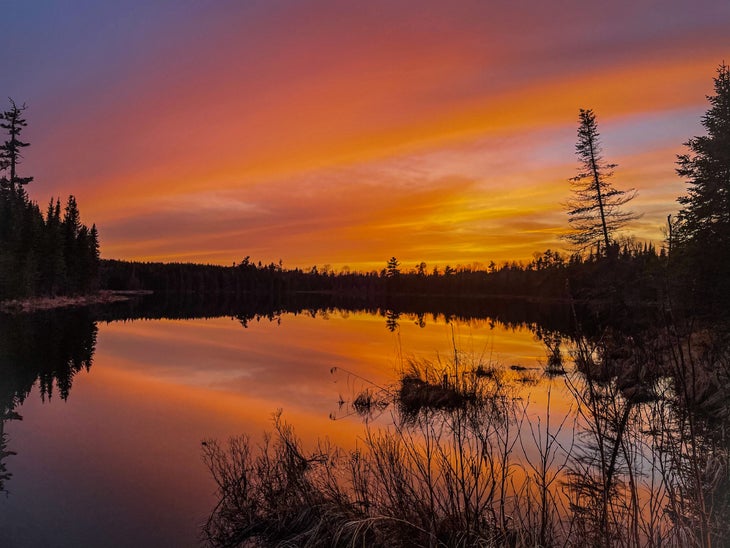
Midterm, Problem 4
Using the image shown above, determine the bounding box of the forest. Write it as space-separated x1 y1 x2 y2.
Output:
196 65 730 548
0 100 99 299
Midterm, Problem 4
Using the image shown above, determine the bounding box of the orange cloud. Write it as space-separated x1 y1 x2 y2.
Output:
22 2 727 268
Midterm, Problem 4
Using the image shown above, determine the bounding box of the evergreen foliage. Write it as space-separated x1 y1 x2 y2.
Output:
675 63 730 306
0 99 33 190
0 190 100 298
0 99 99 299
100 245 666 318
565 109 638 253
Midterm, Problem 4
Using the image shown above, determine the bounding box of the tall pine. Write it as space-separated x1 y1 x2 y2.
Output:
0 100 33 191
677 64 730 249
675 63 730 307
564 109 638 254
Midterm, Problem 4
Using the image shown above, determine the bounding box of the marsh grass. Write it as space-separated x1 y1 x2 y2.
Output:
203 351 577 547
203 325 730 547
395 355 503 420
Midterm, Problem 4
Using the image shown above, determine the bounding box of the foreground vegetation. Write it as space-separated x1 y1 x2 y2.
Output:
2 61 728 546
202 315 730 548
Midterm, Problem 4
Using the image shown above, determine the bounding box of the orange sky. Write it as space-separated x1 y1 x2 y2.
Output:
4 1 729 270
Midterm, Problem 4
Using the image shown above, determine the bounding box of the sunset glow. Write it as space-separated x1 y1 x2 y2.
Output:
3 1 728 269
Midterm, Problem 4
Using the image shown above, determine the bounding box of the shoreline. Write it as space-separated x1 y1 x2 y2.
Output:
0 290 153 314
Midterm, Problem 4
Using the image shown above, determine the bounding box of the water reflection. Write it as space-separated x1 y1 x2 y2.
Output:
0 309 97 493
203 313 730 547
97 291 580 335
0 298 727 547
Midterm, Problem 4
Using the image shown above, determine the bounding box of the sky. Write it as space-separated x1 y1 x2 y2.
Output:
1 0 728 271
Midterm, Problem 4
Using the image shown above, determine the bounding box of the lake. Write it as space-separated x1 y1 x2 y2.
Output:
0 299 726 547
0 302 554 547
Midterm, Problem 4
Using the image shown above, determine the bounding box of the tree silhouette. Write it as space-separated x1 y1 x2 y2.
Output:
0 101 100 298
0 309 98 492
565 109 638 254
676 64 730 252
386 257 400 278
0 99 33 191
674 63 730 306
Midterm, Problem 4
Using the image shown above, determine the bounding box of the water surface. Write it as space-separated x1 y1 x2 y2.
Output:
0 305 553 547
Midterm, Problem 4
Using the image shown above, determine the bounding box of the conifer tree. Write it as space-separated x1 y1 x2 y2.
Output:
565 109 638 254
386 257 400 278
62 196 82 291
41 197 66 293
676 63 730 250
674 63 730 306
0 99 33 191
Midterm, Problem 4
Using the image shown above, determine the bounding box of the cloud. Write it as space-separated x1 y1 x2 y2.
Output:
7 1 727 266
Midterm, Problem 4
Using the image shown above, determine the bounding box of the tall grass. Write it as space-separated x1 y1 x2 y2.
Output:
202 324 729 547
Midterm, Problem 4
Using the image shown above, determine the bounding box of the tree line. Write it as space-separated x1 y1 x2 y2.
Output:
563 64 730 316
0 100 100 299
100 242 664 311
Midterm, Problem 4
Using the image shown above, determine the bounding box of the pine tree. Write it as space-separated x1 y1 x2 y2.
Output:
0 102 100 298
564 109 638 254
41 197 67 294
386 257 400 278
62 195 82 292
675 63 730 308
0 99 33 191
676 63 730 250
89 224 100 263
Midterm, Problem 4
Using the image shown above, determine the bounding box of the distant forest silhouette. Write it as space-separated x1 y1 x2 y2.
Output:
100 245 665 316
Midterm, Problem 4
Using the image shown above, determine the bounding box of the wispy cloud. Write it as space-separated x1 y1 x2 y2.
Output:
6 1 727 267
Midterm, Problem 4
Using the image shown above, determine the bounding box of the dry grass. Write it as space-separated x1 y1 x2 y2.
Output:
202 326 730 547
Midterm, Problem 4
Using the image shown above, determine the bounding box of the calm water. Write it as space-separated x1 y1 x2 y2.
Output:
0 305 555 547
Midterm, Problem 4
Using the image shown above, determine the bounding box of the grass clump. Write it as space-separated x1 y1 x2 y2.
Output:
203 327 730 547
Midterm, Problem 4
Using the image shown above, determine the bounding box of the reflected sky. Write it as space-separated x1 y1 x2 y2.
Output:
0 310 562 546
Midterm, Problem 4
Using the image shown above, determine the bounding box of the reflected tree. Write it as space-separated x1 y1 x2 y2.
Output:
0 404 20 493
565 324 730 548
565 336 640 547
385 309 400 332
0 309 97 492
203 315 730 547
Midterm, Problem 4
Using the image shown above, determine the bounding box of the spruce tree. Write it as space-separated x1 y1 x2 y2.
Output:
565 109 638 254
62 196 81 292
675 63 730 307
0 99 33 191
676 63 730 250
